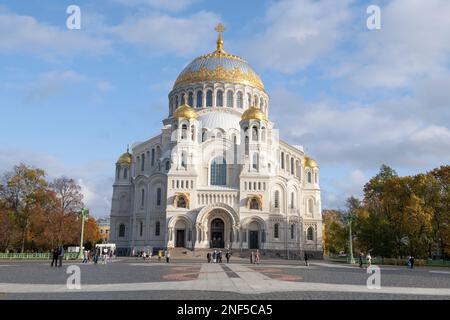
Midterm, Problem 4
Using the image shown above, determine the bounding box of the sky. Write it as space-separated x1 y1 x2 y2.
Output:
0 0 449 218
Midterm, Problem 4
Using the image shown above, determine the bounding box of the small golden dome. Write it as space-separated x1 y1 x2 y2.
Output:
241 106 267 121
304 156 318 168
117 152 132 166
173 103 198 120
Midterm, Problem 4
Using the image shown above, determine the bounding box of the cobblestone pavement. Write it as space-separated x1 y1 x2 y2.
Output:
0 259 449 300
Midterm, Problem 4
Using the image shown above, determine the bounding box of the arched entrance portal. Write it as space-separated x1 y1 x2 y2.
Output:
210 218 225 248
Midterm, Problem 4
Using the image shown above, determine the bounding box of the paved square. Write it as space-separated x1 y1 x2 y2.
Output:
0 259 449 300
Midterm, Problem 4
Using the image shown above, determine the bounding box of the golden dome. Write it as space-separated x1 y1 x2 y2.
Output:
173 103 198 120
241 106 267 121
117 152 132 166
172 24 264 91
304 156 318 168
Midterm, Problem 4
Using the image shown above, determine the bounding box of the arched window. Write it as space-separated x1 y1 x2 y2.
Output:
247 93 251 108
165 161 170 171
196 91 203 108
202 130 208 142
291 158 294 175
315 172 318 183
252 126 258 141
180 93 185 104
250 198 260 210
155 221 160 236
210 156 226 186
206 90 213 107
216 90 223 107
274 223 279 239
226 91 233 107
141 189 145 207
141 153 145 171
307 171 312 183
191 125 195 141
291 224 295 239
151 149 155 166
181 124 187 140
308 198 314 214
188 92 194 106
181 152 187 168
291 192 295 209
236 92 243 108
307 227 314 241
261 127 266 141
123 168 128 179
177 195 187 208
252 153 259 170
260 99 264 110
274 190 280 208
281 152 285 169
139 221 143 237
245 136 249 156
156 188 162 206
119 224 125 237
254 95 259 107
174 95 179 107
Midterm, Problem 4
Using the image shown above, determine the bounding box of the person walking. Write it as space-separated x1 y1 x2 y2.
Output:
255 250 261 264
366 253 372 267
218 251 223 263
58 246 65 267
409 256 415 269
304 252 309 267
225 251 230 263
207 252 211 263
359 252 364 268
51 247 59 267
165 249 170 263
250 251 254 264
82 249 88 264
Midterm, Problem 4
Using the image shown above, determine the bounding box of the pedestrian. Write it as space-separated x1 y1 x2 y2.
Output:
165 249 171 263
366 253 372 267
304 252 308 267
213 250 217 263
51 247 59 267
359 252 364 268
82 249 88 263
207 252 211 263
250 251 254 264
58 246 65 267
225 251 230 263
142 251 146 260
219 250 223 263
255 250 261 264
158 250 162 262
409 256 415 269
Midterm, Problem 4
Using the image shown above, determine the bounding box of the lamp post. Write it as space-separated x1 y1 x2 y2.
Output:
347 214 355 264
77 208 89 260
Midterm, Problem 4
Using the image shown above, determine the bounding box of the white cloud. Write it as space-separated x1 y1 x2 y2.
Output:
0 12 111 57
239 0 352 73
108 11 220 56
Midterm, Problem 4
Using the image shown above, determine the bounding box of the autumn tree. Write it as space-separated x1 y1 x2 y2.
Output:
322 210 346 255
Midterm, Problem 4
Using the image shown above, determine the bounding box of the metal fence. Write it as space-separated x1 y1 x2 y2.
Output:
326 255 450 267
0 253 79 260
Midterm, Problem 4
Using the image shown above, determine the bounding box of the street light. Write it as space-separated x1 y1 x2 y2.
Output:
77 208 89 260
346 213 356 264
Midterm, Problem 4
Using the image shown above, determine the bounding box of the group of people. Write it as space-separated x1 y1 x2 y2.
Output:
82 247 115 264
207 250 231 263
249 250 261 264
50 246 65 267
358 252 372 268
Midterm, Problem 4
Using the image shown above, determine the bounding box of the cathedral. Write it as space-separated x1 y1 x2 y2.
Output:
109 25 323 258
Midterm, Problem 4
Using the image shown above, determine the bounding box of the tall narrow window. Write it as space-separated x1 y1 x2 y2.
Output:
119 224 125 237
210 156 226 185
156 188 162 206
196 91 203 108
274 190 280 208
307 227 314 241
307 171 312 183
237 92 243 108
261 127 266 141
141 189 145 207
123 168 128 179
252 126 258 141
155 221 160 236
291 158 294 175
281 152 285 169
141 153 145 171
247 93 251 108
206 90 213 107
188 92 193 106
315 172 318 183
165 161 170 171
151 149 155 166
291 192 295 209
245 136 249 156
252 153 259 170
226 91 233 107
216 90 223 107
181 124 187 140
291 224 295 239
181 152 187 168
308 198 314 214
274 223 279 239
139 221 143 237
191 125 195 141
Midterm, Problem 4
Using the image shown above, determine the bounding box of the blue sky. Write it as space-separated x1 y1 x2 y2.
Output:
1 0 449 217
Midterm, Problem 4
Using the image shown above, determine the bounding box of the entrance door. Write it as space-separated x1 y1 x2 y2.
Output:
210 218 224 248
176 230 185 247
249 231 259 249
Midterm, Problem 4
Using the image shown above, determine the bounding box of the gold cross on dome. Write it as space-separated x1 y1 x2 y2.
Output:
215 23 225 34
